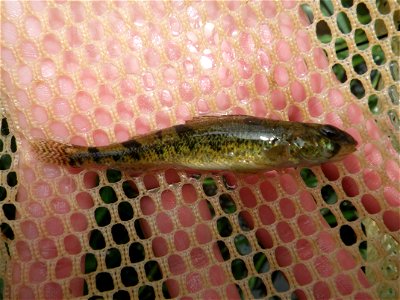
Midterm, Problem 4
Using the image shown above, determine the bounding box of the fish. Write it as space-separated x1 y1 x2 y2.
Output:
31 115 357 172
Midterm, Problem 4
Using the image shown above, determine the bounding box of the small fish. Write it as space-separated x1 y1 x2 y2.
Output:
32 115 357 172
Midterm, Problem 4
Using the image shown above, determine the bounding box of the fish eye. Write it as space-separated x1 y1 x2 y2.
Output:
320 125 339 139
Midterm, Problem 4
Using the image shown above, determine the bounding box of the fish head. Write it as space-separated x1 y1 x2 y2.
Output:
289 124 357 165
319 125 357 160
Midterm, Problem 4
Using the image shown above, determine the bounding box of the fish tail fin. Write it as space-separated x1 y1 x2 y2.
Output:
31 139 83 166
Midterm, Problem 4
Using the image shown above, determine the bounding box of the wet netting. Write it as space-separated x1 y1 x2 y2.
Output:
1 1 399 299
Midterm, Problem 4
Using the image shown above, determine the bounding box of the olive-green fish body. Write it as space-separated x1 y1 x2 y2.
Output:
32 115 357 172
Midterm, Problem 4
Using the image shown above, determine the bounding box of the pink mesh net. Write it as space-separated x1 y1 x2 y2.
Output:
1 1 399 299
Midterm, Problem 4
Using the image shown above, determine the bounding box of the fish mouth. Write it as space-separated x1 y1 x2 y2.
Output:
331 142 357 162
341 132 358 149
338 132 358 155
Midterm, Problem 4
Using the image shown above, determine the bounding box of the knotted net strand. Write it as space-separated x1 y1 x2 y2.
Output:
1 1 399 299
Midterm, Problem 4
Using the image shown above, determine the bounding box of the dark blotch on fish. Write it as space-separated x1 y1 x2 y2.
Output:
154 130 163 140
112 154 121 162
174 124 195 138
122 139 142 149
129 150 141 161
88 147 101 163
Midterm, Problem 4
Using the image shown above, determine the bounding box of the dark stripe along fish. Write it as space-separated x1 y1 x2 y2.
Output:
32 115 357 172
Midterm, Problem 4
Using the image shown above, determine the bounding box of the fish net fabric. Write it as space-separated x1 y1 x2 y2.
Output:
1 1 399 299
